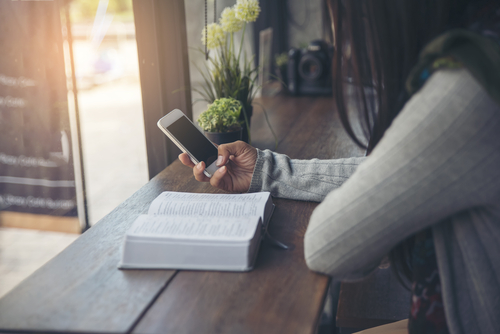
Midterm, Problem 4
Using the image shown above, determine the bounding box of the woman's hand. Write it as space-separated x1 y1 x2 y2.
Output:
178 141 257 193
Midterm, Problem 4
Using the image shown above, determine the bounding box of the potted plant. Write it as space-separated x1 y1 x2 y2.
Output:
198 97 244 145
193 0 261 143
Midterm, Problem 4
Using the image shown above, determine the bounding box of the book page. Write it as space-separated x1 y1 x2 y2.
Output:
128 215 260 241
148 192 270 219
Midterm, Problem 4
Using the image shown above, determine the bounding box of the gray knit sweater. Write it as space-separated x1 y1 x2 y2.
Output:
248 69 500 334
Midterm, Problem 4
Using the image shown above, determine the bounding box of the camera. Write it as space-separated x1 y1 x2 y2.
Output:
287 40 334 96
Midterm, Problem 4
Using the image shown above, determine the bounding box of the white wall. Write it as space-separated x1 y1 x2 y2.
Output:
287 0 324 48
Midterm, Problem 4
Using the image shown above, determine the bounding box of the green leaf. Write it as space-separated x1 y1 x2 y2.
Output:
197 97 242 133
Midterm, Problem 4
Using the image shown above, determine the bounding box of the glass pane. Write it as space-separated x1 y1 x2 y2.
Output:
0 0 146 298
68 0 148 226
0 0 83 298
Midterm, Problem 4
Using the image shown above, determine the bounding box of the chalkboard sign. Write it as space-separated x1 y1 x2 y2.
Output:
0 1 78 223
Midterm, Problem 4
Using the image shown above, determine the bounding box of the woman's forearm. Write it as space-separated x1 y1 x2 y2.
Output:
248 149 365 202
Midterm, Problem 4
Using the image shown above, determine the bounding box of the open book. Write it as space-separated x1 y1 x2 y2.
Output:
119 191 274 271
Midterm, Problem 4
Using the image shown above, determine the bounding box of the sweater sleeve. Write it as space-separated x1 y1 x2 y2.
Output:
248 149 365 202
304 68 500 279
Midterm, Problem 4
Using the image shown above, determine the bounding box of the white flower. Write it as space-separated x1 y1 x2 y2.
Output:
201 23 225 49
220 7 244 33
234 0 260 23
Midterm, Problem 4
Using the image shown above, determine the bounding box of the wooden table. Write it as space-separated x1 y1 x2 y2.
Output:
0 95 367 334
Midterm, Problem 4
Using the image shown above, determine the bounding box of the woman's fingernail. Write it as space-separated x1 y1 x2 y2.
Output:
219 166 226 174
216 155 223 166
197 162 203 170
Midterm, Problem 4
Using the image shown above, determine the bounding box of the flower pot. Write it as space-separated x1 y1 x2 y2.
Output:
204 128 242 145
238 105 253 143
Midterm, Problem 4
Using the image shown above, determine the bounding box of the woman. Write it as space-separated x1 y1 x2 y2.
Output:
180 1 500 333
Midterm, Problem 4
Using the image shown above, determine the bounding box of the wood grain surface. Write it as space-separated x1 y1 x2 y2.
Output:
132 96 365 334
132 200 328 334
0 166 178 332
0 95 364 333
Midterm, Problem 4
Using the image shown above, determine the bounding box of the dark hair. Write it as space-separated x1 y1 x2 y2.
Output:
327 0 471 285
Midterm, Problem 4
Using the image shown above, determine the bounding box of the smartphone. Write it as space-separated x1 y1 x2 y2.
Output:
157 109 219 177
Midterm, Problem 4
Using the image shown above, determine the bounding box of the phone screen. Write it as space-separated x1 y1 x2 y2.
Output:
167 116 218 166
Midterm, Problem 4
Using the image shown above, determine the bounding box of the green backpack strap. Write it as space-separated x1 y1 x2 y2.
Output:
406 29 500 105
